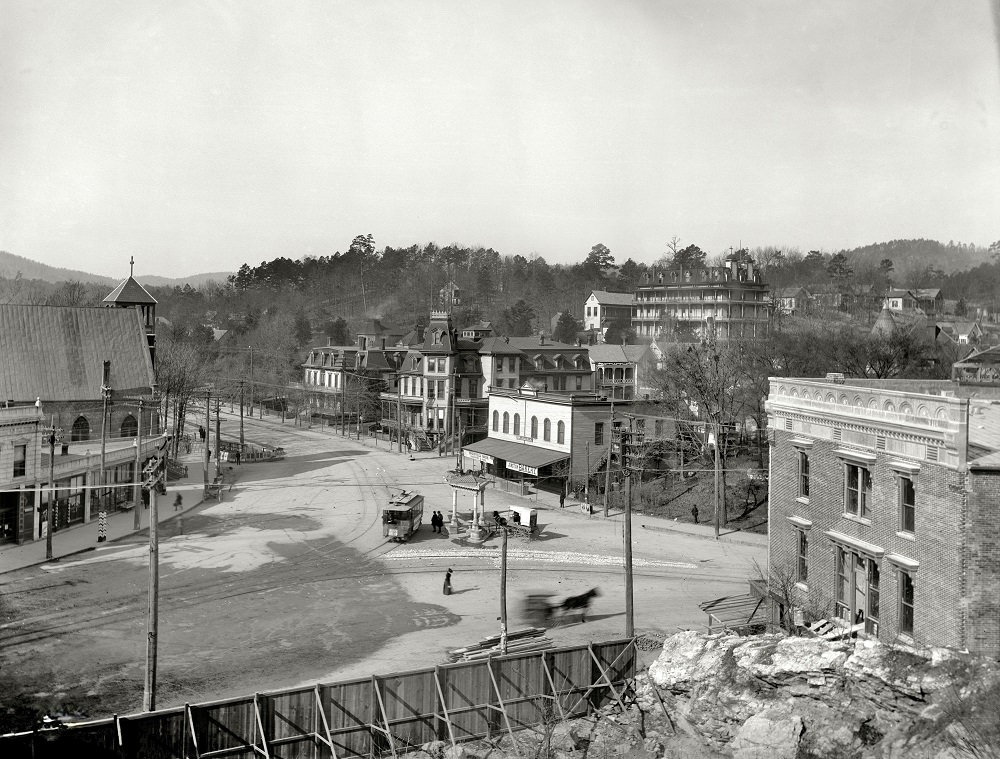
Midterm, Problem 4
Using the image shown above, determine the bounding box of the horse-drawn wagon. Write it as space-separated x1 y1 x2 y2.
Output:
382 491 424 542
492 504 538 539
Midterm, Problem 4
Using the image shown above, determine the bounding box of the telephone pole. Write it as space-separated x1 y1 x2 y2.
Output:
98 361 111 542
203 388 211 495
133 399 143 531
248 347 254 422
499 523 509 654
603 395 615 517
214 396 222 481
239 381 245 451
623 419 635 638
45 427 58 560
144 481 159 711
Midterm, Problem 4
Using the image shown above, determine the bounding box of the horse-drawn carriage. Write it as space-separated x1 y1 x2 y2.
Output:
521 588 600 627
492 504 538 539
383 491 424 542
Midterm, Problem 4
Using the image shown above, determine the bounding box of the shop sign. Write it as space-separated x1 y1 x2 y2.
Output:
506 461 538 476
466 451 494 465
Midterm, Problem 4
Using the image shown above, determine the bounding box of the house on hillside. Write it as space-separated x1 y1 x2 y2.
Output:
913 288 944 317
936 321 982 347
589 343 656 400
884 289 921 313
765 376 1000 656
775 287 812 316
584 291 634 340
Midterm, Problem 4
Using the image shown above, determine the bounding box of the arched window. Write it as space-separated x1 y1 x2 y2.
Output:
543 419 551 441
513 414 520 436
530 416 538 438
492 410 499 431
120 415 138 438
71 416 90 442
557 420 565 444
503 412 510 434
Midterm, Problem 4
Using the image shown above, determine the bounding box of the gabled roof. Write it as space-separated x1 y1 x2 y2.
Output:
588 290 634 306
0 305 155 402
102 276 157 306
588 344 650 363
776 287 810 298
885 288 916 299
479 337 527 356
914 288 942 299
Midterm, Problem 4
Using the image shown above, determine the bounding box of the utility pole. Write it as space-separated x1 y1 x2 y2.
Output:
603 396 615 517
134 399 143 531
248 347 254 421
499 523 508 654
624 418 635 638
45 427 57 560
713 421 721 540
203 388 211 494
396 376 403 454
144 478 159 711
99 361 112 542
585 442 590 513
214 396 222 481
340 367 346 437
239 381 245 451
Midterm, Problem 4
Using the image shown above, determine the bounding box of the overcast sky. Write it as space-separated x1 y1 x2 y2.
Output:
2 1 999 279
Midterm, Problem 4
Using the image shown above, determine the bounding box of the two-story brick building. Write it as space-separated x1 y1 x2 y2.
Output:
765 376 1000 656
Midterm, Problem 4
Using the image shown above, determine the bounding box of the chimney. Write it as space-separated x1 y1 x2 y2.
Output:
575 338 581 347
381 337 386 350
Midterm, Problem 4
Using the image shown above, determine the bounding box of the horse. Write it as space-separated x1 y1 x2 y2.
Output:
560 588 600 623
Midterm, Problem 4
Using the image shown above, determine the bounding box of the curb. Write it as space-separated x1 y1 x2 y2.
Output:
640 522 767 548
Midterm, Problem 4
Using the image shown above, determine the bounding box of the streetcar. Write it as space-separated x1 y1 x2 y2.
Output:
382 491 424 542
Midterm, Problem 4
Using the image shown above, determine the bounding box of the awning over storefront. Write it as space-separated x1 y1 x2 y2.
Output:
463 438 569 477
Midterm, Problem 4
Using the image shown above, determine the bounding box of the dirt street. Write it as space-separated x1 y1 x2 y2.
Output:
0 414 763 732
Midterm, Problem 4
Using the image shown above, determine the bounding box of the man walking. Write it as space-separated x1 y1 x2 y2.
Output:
691 504 700 524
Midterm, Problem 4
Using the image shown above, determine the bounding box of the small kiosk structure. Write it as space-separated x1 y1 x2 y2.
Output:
382 491 424 542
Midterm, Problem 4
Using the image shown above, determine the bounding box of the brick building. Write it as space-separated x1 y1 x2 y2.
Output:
765 376 1000 656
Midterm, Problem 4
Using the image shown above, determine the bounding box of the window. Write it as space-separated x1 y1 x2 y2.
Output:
121 415 138 438
867 561 880 635
844 463 871 519
513 414 520 436
71 416 90 442
508 357 517 372
502 412 510 434
835 547 850 619
492 411 499 432
798 451 810 498
575 376 583 390
595 422 605 446
654 420 663 436
543 419 551 441
13 444 26 478
899 571 914 636
530 416 538 438
899 477 915 534
797 530 808 584
557 421 565 444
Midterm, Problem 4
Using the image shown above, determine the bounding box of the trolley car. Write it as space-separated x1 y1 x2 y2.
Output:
382 491 424 542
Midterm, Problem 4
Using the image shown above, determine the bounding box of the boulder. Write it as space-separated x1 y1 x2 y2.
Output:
730 710 804 759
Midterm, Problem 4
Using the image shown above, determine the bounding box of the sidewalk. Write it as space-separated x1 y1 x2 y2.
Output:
0 453 212 575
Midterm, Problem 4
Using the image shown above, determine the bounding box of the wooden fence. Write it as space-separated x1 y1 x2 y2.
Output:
1 639 637 759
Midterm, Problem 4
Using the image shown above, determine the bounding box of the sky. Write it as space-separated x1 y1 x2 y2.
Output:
2 1 999 279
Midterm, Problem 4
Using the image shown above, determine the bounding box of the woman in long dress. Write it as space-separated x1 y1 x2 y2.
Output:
443 568 453 595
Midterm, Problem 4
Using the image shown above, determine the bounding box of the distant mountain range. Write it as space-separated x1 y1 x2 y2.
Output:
0 250 232 288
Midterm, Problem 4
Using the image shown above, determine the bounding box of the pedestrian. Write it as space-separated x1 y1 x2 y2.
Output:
691 504 700 524
559 490 566 509
431 511 439 533
437 511 445 532
443 568 453 595
198 425 206 442
173 494 183 511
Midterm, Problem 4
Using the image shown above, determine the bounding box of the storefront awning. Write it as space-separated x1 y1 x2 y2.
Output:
463 438 569 477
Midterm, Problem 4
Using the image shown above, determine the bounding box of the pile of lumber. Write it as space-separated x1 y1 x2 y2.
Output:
447 627 553 662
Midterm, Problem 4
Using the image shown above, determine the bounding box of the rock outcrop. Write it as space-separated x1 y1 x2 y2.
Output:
638 630 1000 758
